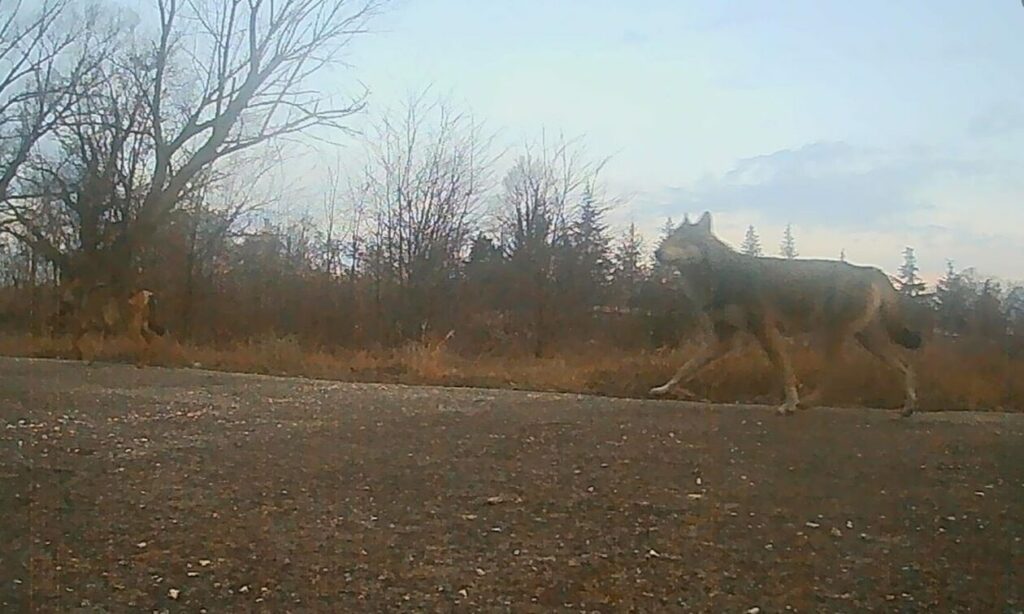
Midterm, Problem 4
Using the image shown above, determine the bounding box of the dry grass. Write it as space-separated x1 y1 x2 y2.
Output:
1 332 1020 412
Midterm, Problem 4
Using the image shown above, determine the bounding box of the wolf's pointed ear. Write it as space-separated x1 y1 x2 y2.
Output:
696 211 712 233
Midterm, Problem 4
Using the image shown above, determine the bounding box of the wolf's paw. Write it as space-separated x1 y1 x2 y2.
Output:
649 384 671 397
900 404 916 418
776 402 797 416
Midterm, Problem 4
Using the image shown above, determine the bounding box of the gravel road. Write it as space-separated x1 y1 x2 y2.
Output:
1 357 1021 612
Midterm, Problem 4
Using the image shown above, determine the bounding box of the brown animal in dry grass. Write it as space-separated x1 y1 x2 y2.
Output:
54 280 165 367
651 212 922 416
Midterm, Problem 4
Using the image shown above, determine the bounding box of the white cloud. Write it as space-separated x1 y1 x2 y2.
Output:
621 141 1024 281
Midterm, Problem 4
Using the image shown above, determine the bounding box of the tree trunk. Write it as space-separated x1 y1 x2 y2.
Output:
182 222 199 340
29 248 39 334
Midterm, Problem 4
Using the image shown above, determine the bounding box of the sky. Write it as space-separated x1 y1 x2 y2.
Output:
329 0 1024 282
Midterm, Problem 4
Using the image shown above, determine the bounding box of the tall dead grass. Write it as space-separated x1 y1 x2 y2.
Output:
0 333 1020 411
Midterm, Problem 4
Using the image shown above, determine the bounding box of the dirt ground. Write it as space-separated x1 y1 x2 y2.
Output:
1 358 1021 613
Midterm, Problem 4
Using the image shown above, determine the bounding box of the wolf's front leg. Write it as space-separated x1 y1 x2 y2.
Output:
650 324 740 398
777 384 800 416
649 345 713 396
753 324 801 415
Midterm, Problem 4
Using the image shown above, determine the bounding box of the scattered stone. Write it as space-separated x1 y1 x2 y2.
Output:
485 494 521 505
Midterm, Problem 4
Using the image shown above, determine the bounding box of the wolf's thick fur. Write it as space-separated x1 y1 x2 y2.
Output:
54 280 164 366
651 212 921 416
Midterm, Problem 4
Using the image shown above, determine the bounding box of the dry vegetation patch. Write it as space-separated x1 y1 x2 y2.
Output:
2 334 1020 412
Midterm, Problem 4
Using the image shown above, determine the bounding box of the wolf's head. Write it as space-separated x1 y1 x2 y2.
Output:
654 211 728 267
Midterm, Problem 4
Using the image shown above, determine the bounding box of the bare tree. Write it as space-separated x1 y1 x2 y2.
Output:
0 1 121 330
319 156 367 281
357 91 495 340
0 0 111 237
497 135 601 355
130 0 380 242
1 0 67 201
321 160 344 277
5 0 381 296
15 60 154 277
174 152 281 336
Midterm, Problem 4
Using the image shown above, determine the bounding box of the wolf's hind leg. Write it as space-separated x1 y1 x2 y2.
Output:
855 330 917 416
132 329 150 368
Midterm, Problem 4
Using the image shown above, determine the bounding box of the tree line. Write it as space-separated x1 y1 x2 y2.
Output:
0 0 1021 358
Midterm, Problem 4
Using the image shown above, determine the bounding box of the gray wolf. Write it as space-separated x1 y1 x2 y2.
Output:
53 280 165 366
650 212 922 416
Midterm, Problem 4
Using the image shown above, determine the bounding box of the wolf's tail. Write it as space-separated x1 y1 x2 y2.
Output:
881 292 923 350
